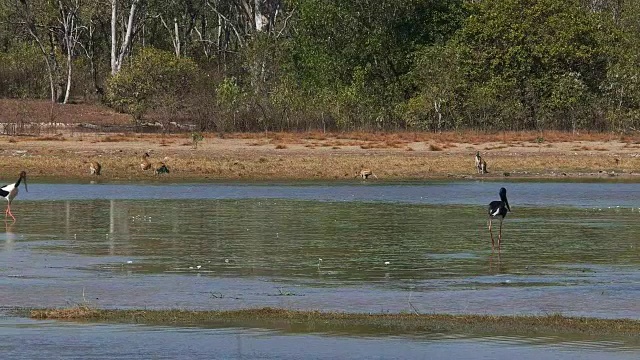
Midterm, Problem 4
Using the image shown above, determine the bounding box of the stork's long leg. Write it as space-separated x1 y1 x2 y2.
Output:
488 218 495 251
5 204 15 222
497 218 503 251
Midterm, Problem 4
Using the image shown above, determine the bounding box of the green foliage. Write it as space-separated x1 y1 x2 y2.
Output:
217 77 243 110
0 44 48 98
469 0 613 129
106 48 198 121
4 0 640 132
406 0 619 131
289 0 466 130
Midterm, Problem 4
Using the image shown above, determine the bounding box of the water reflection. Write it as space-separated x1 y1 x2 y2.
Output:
0 317 637 360
7 198 640 281
0 182 638 318
3 222 15 253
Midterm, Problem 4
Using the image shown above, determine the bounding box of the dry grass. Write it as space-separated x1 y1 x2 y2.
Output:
0 107 637 182
27 306 640 338
31 305 99 319
0 140 637 182
99 135 131 142
219 130 640 145
34 135 66 141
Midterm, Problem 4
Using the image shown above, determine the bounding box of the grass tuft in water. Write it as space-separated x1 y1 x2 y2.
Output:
27 306 640 338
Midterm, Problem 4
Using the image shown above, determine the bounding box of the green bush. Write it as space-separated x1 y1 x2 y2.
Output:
0 44 48 98
106 48 199 121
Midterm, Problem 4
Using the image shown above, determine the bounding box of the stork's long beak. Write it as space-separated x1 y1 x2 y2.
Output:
505 199 510 211
24 176 28 192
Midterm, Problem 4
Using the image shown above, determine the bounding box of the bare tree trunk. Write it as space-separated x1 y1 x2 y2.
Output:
254 0 264 32
174 18 181 57
111 0 140 75
111 0 117 74
160 16 182 57
59 0 83 104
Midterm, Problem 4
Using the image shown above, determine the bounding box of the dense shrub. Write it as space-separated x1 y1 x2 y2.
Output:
106 48 199 122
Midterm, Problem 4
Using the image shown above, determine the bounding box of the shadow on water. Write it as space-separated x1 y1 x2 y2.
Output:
0 182 639 358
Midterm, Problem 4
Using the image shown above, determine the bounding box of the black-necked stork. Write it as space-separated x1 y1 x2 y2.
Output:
488 187 510 251
0 171 28 222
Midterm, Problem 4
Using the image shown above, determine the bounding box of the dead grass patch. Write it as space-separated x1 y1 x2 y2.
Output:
485 144 509 150
114 130 640 147
99 135 130 142
275 144 287 149
34 135 66 141
429 144 443 151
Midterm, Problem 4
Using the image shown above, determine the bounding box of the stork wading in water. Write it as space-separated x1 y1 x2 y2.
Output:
488 187 510 251
0 171 28 222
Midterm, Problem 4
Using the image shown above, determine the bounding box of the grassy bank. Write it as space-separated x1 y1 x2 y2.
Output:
0 131 638 182
27 306 640 338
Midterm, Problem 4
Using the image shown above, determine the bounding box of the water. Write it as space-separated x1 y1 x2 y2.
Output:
0 181 639 359
0 316 637 360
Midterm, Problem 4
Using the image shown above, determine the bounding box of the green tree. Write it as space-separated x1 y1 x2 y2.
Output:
106 47 199 122
288 0 465 130
449 0 615 130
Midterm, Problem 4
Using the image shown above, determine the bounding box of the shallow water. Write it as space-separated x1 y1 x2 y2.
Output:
1 181 639 358
0 316 638 360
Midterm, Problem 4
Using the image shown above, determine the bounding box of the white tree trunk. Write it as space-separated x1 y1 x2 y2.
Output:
111 0 139 75
59 0 82 104
174 18 181 57
64 45 72 104
160 16 182 58
254 0 264 32
111 0 117 74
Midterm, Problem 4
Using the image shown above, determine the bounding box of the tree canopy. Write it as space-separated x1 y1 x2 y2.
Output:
1 0 639 132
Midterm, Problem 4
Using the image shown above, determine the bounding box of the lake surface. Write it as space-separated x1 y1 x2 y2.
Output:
0 181 639 359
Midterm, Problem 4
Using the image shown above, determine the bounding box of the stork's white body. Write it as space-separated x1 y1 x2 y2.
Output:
0 171 27 222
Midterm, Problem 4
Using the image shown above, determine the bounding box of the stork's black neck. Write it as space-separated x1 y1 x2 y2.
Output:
14 176 22 187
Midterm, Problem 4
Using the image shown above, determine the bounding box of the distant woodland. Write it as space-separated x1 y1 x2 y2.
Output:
1 0 640 132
